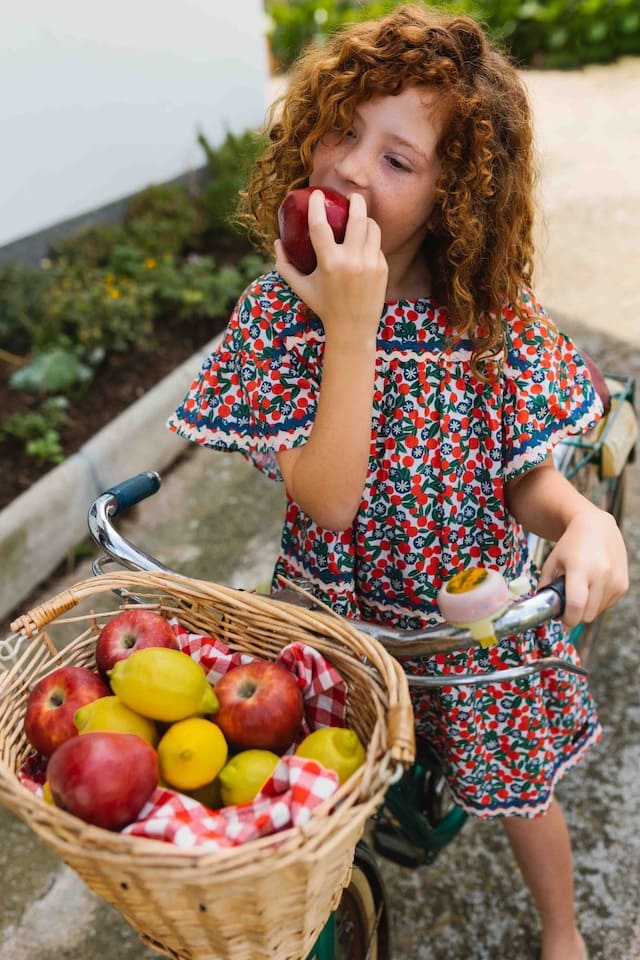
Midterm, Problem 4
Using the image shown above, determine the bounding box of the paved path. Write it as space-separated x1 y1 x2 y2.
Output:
1 57 639 960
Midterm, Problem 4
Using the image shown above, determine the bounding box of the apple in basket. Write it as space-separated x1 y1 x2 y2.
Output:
277 186 349 274
24 666 110 757
95 608 178 680
213 661 304 754
47 731 158 830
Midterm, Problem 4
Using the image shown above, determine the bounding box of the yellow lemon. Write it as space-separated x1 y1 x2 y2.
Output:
218 749 280 806
295 728 366 784
158 718 228 791
42 781 55 805
108 648 218 722
74 695 158 746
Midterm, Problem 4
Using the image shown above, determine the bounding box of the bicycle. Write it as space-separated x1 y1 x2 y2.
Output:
85 365 636 960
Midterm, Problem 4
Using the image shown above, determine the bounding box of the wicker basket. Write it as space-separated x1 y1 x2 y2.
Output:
0 571 415 960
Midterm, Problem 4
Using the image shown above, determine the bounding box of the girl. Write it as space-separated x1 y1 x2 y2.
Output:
168 5 628 958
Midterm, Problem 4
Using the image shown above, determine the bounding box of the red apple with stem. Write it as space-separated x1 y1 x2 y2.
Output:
24 665 110 757
47 731 158 830
213 661 304 754
278 186 349 274
95 608 178 681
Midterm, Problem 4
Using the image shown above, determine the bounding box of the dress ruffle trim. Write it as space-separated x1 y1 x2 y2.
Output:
505 401 603 481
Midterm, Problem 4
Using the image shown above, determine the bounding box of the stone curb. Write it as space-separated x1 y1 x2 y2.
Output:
0 335 220 623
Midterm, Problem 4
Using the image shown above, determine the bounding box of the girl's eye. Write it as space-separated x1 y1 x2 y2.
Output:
387 156 410 172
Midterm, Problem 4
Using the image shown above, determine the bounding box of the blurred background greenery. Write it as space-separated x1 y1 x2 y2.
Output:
265 0 640 71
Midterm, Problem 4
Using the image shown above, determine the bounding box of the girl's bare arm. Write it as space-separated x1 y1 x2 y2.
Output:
274 191 388 530
505 457 628 626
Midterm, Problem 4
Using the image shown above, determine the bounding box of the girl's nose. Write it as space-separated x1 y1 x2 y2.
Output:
335 145 370 189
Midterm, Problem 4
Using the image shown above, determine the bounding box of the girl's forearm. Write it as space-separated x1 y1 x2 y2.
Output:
276 335 377 530
505 459 599 540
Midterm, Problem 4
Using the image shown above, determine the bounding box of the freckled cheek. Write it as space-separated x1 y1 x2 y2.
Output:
310 144 340 183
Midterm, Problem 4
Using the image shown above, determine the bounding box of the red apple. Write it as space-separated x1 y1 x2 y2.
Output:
24 665 110 757
47 731 158 831
95 608 178 681
277 186 349 274
214 661 304 754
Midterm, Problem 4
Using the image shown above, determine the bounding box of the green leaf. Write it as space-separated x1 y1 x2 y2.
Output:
9 348 93 394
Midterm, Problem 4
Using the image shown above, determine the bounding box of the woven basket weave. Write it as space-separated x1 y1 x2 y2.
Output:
0 571 415 960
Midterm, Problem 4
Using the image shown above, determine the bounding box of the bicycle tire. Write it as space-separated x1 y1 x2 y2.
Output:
527 438 627 668
333 841 391 960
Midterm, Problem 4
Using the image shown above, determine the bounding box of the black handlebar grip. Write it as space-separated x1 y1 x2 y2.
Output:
541 575 566 616
102 471 161 513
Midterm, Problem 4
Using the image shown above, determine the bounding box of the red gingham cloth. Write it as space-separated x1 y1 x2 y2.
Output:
19 625 350 848
121 756 338 851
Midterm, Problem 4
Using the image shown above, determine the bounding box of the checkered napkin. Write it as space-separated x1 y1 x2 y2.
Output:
122 755 339 851
19 623 350 849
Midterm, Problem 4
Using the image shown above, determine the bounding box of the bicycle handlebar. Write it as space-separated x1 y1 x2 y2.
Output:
87 472 586 686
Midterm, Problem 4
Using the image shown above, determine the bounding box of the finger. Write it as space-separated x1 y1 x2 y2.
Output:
559 569 590 628
307 189 338 248
363 215 383 256
343 192 368 245
581 582 606 624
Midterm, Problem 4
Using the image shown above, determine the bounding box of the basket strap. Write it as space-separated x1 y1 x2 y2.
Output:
386 703 416 767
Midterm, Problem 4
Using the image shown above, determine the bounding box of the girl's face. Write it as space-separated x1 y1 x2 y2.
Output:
309 85 443 268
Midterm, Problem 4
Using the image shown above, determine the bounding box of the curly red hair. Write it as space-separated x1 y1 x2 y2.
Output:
237 3 539 355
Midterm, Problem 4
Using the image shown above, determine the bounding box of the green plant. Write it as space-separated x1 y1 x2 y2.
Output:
9 348 93 394
33 260 155 359
48 223 127 268
1 396 69 465
0 262 51 354
195 129 267 250
125 182 202 257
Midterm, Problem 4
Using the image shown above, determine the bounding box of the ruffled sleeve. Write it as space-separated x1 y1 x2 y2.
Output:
502 289 603 481
167 272 323 480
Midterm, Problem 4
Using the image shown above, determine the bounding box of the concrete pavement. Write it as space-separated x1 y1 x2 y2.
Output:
1 57 639 960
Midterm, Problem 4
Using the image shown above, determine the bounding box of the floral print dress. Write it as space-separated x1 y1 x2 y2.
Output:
168 270 603 819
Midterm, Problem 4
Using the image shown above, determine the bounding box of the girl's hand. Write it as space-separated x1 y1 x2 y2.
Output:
275 190 388 344
538 506 628 627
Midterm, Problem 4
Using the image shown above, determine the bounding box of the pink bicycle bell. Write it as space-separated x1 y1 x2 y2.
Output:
437 568 512 647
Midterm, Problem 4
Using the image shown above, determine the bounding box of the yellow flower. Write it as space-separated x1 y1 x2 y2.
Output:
144 258 157 270
109 288 121 299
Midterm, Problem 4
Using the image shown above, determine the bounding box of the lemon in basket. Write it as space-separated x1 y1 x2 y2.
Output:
295 728 366 784
74 695 158 746
218 749 280 806
108 648 218 722
158 717 228 791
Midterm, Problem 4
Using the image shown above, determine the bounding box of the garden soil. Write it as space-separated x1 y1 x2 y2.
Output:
1 58 639 960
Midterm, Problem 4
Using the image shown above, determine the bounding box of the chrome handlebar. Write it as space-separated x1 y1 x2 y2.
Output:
87 472 585 688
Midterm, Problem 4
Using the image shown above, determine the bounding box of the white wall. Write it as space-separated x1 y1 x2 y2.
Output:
0 0 270 247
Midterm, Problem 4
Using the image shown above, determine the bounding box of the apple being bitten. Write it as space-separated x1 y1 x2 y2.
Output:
277 186 349 274
24 665 110 757
95 608 178 681
47 731 158 830
214 661 304 754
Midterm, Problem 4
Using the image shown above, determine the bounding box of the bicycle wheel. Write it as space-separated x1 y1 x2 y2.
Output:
333 841 391 960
